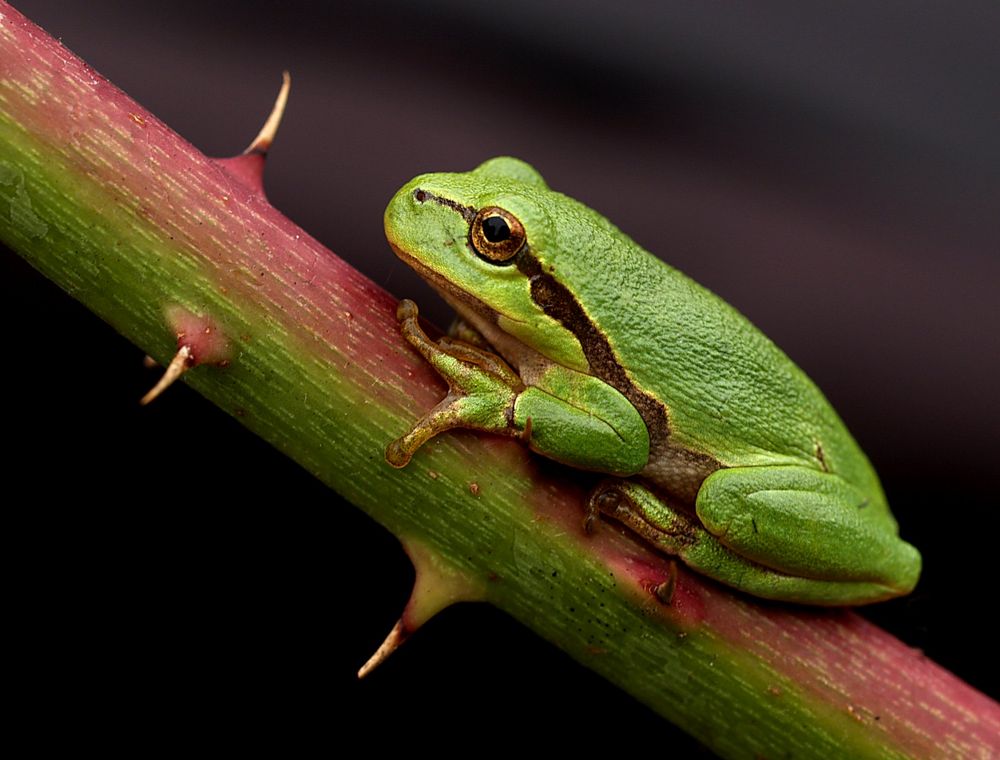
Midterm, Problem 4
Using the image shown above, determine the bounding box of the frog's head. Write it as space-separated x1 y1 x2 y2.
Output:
385 157 589 371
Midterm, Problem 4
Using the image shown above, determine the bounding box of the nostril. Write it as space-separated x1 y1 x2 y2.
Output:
413 189 427 202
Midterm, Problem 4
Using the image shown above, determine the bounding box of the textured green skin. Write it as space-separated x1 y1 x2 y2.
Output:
385 157 921 604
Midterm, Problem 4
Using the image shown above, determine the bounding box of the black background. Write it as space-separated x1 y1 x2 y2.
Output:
4 1 998 753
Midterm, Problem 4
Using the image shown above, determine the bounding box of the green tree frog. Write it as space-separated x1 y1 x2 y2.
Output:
383 157 921 605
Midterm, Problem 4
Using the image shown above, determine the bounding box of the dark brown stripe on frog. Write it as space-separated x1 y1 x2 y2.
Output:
517 251 720 492
413 188 476 223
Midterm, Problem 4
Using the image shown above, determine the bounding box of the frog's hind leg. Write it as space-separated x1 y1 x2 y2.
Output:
586 479 905 605
695 466 921 599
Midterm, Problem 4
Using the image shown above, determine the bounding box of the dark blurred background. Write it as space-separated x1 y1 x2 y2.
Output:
4 1 997 752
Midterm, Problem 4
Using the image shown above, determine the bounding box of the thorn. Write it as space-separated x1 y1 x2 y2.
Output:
653 561 679 605
357 619 409 679
142 354 158 369
356 539 487 679
140 345 193 405
243 70 291 156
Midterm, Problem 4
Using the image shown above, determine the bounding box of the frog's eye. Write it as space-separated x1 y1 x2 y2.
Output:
470 206 526 263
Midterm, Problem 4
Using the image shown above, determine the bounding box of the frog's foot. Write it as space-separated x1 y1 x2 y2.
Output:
583 482 626 534
585 481 684 604
386 300 525 468
585 479 700 552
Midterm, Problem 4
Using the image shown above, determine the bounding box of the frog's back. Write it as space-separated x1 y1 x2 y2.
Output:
536 191 881 499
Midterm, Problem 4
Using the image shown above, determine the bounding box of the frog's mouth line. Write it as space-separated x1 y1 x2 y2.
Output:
387 240 527 328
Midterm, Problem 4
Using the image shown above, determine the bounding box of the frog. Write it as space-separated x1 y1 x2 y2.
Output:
382 156 921 605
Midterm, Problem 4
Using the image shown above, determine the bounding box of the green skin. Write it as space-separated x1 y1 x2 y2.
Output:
384 157 921 605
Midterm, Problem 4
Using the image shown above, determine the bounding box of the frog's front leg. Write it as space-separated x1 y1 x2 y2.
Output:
589 472 920 605
386 300 649 475
385 300 523 467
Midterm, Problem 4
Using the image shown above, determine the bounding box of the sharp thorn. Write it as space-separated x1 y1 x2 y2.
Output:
357 619 408 679
140 345 193 405
142 354 158 369
243 70 291 155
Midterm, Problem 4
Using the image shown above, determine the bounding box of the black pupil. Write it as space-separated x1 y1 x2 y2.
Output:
482 215 511 243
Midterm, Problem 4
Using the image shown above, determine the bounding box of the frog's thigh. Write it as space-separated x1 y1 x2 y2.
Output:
602 480 904 605
514 384 648 476
696 466 920 587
